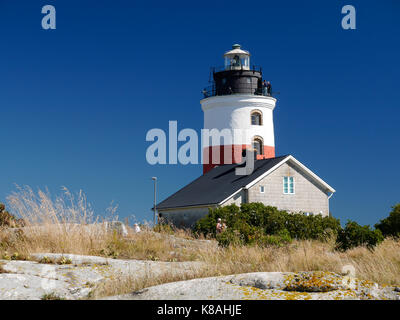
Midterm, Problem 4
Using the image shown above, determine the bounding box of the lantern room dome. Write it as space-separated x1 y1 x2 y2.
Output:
223 44 250 57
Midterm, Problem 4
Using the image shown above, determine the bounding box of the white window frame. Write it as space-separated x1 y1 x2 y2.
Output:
283 176 295 194
260 185 265 193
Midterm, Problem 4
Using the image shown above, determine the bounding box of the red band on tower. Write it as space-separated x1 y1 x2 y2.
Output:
202 145 275 174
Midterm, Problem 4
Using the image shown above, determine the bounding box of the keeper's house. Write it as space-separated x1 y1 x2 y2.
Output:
157 155 335 228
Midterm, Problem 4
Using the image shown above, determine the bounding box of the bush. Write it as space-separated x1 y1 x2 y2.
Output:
261 229 292 247
0 203 22 227
216 229 243 247
194 204 241 237
335 220 384 251
375 204 400 238
194 203 341 247
154 223 174 234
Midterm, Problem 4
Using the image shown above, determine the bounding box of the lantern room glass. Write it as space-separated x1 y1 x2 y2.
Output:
224 55 250 70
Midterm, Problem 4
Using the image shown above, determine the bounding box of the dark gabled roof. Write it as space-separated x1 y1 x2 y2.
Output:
156 155 290 210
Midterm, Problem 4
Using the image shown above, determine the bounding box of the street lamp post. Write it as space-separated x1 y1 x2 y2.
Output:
152 177 157 226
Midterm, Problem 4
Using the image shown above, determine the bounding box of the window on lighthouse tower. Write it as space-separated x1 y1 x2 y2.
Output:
252 137 264 156
251 111 263 125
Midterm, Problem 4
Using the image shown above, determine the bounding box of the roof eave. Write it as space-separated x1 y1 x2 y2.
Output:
156 203 219 211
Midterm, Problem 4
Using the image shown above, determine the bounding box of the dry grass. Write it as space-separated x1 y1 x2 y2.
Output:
1 186 399 299
90 268 205 299
198 238 400 286
89 238 400 298
0 186 205 261
3 186 112 256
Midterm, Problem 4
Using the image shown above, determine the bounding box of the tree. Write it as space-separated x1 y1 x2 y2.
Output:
375 204 400 238
336 220 384 251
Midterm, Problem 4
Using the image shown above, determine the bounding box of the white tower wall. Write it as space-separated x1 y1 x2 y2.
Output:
200 95 277 147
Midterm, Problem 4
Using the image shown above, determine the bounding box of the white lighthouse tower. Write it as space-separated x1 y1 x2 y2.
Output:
201 44 277 173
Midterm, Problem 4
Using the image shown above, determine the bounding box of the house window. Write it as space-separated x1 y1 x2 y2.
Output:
252 136 263 156
260 186 265 193
251 110 263 125
283 176 294 194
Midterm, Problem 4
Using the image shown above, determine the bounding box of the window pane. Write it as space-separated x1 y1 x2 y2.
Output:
251 113 261 125
284 176 294 194
253 141 261 155
283 176 288 193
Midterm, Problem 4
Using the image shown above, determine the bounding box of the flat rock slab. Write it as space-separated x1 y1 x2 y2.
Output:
106 271 400 300
0 253 203 300
2 254 399 300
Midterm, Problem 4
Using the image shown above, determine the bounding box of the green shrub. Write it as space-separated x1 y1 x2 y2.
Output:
375 204 400 238
216 229 243 247
335 220 384 251
285 213 340 241
215 226 292 248
260 229 292 247
194 203 341 247
194 204 241 237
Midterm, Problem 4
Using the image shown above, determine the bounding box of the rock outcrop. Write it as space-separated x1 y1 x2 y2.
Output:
1 254 399 300
106 271 400 300
0 253 203 300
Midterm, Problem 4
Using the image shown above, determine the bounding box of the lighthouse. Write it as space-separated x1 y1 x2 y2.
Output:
201 44 276 174
156 44 335 227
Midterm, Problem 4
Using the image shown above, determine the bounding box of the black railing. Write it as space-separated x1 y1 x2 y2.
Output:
211 65 263 74
201 85 272 99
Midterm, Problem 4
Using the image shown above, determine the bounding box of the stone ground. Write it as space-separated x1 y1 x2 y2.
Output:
0 253 203 300
106 272 400 300
1 254 399 300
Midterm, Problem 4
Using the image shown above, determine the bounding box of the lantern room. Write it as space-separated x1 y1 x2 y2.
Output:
224 44 250 70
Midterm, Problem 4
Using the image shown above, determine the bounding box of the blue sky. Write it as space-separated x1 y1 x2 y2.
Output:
0 0 399 226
